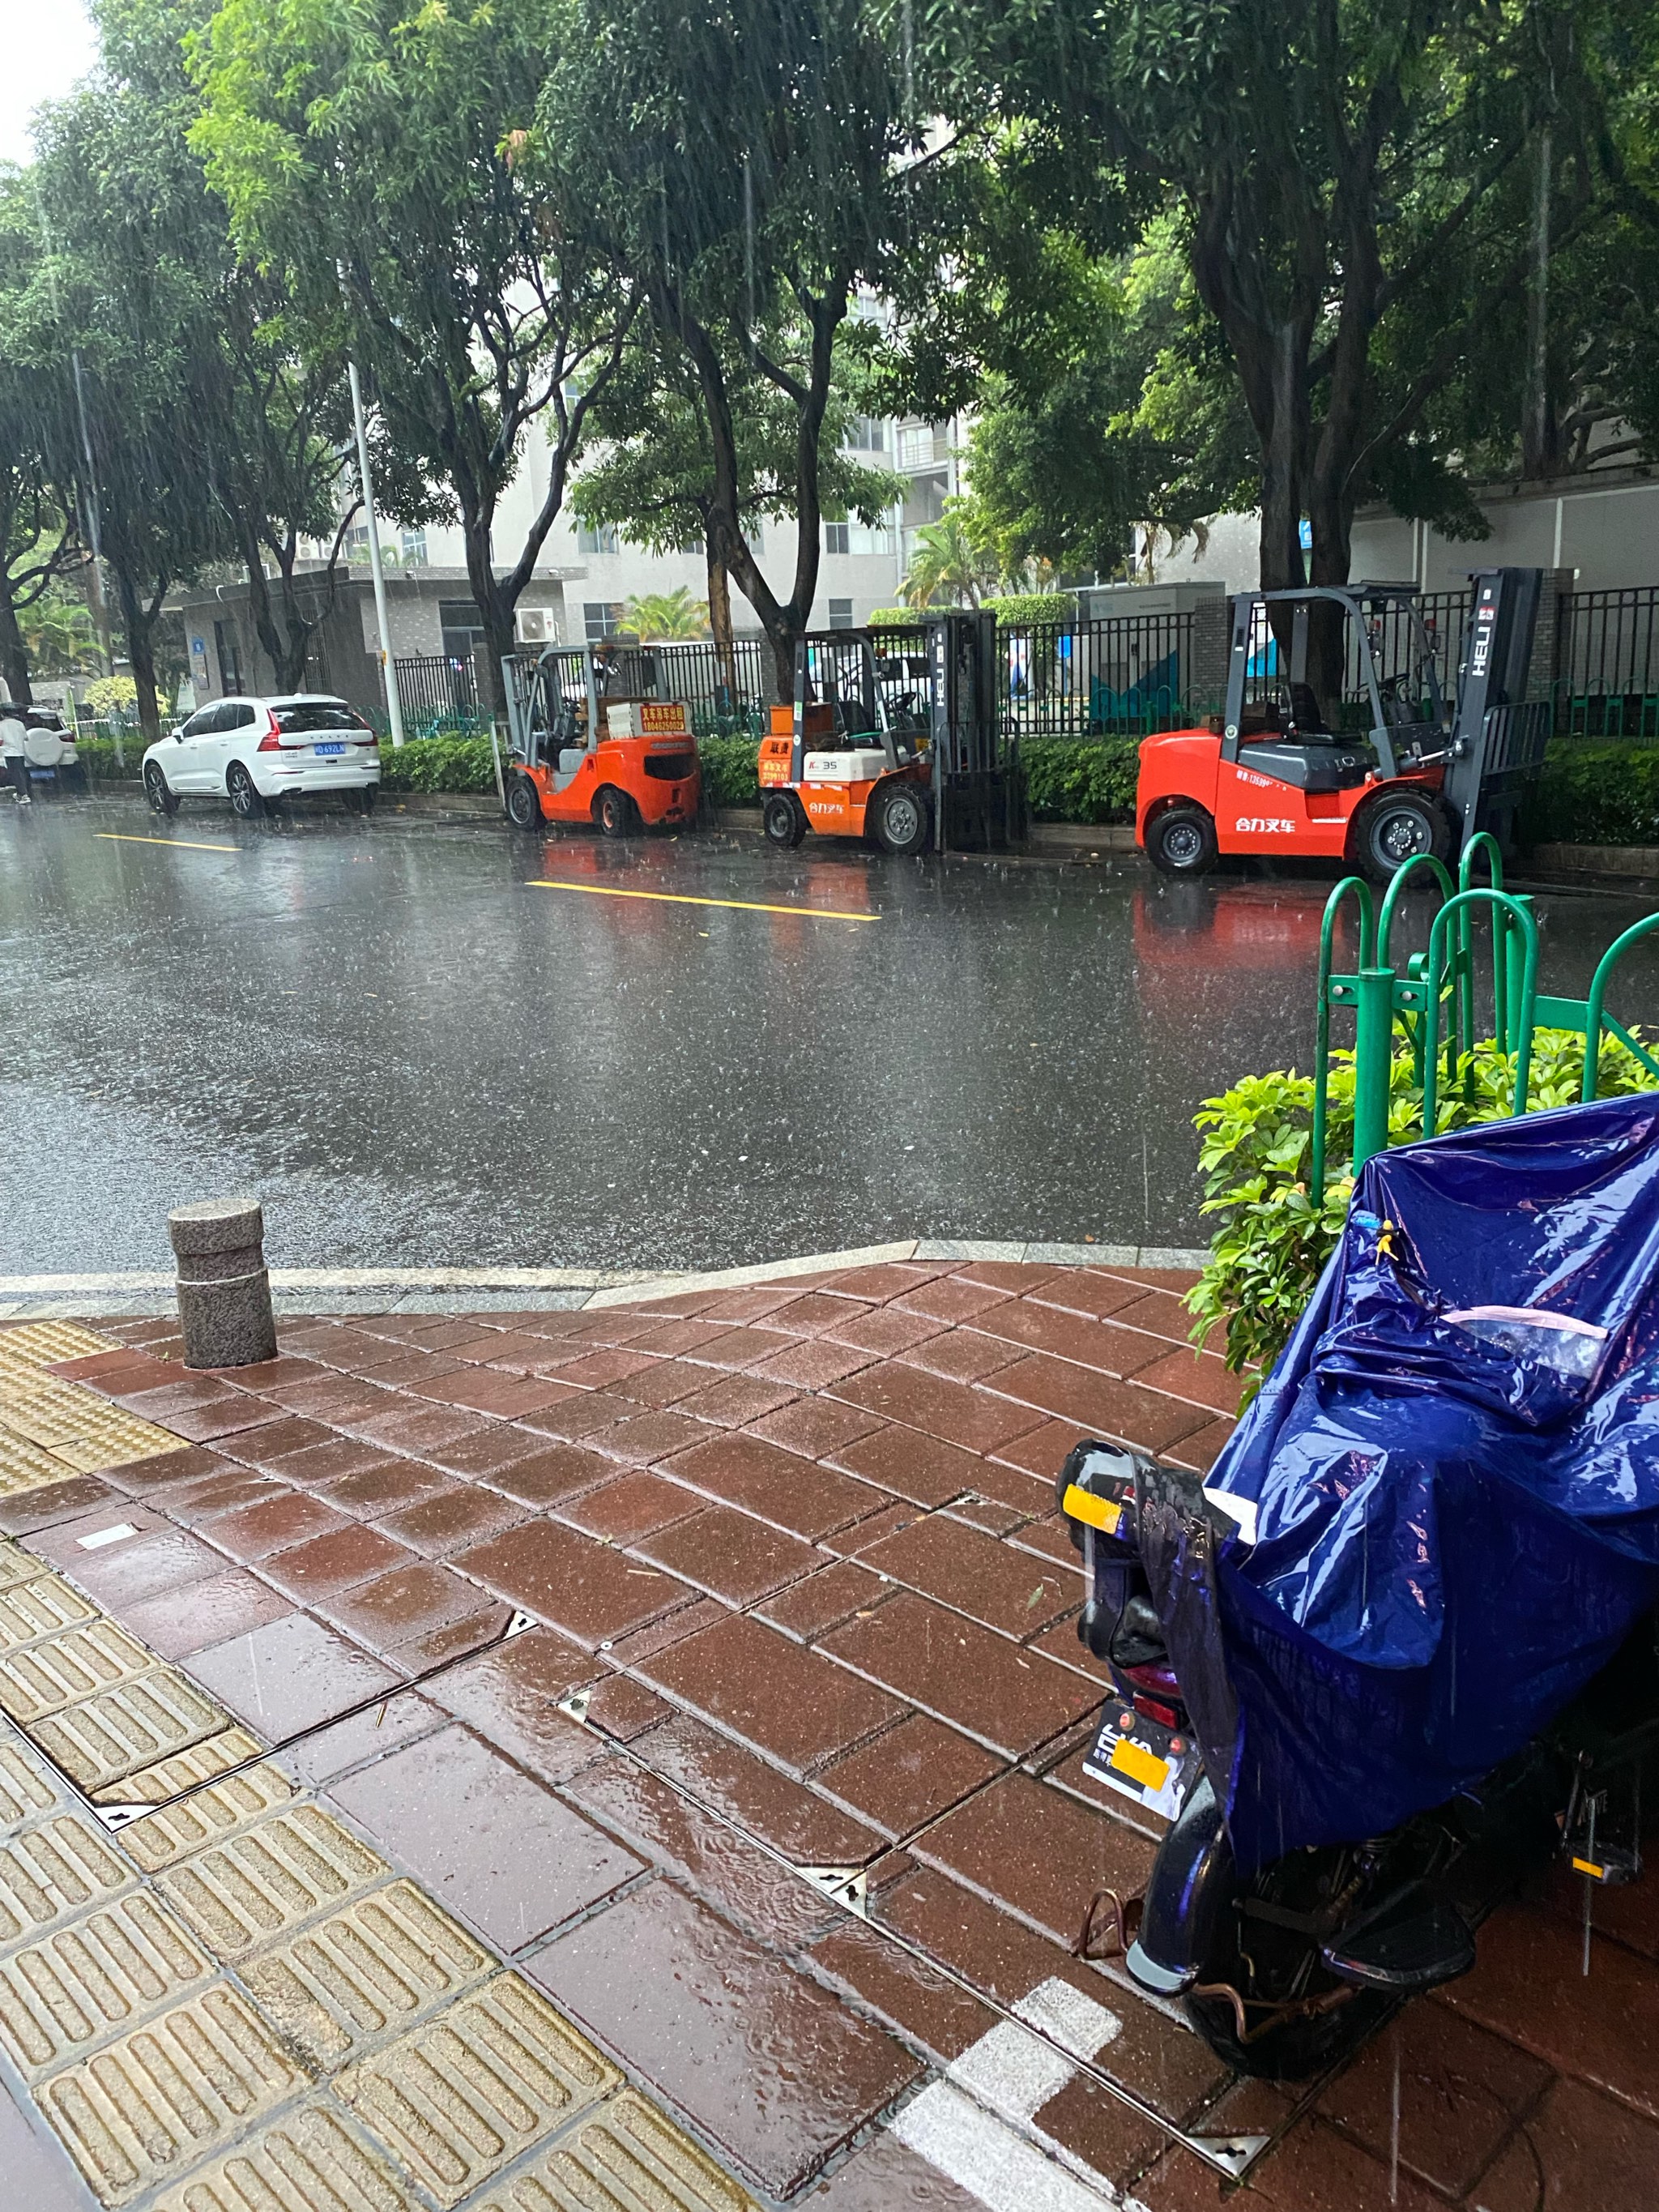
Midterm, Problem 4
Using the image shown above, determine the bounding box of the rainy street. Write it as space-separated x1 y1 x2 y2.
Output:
6 795 1659 1281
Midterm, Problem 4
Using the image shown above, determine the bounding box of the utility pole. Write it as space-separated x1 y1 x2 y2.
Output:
347 357 405 748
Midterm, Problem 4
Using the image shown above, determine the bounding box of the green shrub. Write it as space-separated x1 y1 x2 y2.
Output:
71 736 141 779
983 592 1079 627
377 733 497 793
1188 1027 1659 1383
867 608 915 629
1019 735 1140 823
698 731 761 807
1521 743 1659 848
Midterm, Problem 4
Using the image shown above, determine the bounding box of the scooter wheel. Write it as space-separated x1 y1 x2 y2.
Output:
1146 803 1218 876
763 792 806 848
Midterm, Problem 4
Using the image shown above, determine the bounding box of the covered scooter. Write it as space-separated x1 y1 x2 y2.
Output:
1062 1093 1659 2074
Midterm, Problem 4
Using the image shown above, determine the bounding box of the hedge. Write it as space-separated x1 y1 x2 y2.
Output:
698 732 762 807
377 733 497 793
1521 743 1659 848
982 592 1079 627
1020 735 1139 822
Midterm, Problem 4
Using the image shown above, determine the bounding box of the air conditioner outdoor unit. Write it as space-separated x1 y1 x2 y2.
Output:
516 607 555 645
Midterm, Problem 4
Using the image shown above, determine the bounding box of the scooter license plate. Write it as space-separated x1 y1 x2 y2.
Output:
1083 1707 1204 1822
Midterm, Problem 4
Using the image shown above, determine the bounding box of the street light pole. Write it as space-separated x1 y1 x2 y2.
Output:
348 357 406 749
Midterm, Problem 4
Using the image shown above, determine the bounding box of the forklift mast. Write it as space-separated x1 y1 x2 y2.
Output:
925 610 1019 852
1442 568 1552 852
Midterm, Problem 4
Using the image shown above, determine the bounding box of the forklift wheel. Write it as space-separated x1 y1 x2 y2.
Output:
595 786 637 839
506 774 544 831
763 792 807 849
873 779 933 856
1146 803 1218 877
1354 790 1450 886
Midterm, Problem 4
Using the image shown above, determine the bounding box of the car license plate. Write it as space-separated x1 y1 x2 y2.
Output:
1083 1706 1204 1821
313 741 347 757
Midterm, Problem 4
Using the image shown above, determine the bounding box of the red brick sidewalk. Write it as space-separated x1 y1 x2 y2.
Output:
7 1257 1657 2210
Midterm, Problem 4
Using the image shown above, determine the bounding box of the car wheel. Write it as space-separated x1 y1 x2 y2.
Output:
226 762 269 821
873 779 932 856
595 785 636 839
506 774 544 831
143 762 180 818
1354 789 1450 886
1146 803 1218 877
762 792 806 848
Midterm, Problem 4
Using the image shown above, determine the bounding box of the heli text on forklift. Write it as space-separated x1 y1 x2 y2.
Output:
1136 567 1553 884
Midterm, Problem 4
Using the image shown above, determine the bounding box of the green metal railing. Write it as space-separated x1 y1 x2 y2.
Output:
1310 838 1656 1195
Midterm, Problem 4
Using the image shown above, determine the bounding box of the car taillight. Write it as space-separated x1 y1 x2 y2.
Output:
257 715 281 752
362 730 379 747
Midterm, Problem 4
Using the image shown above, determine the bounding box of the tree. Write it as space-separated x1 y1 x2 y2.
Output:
898 505 997 609
623 588 710 641
539 0 917 696
194 0 638 713
912 0 1638 668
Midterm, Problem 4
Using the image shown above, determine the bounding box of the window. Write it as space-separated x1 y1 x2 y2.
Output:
213 620 243 697
844 416 885 451
828 599 855 630
181 707 221 738
578 521 621 555
584 600 629 643
399 528 428 566
439 601 488 660
824 520 850 557
225 704 258 730
272 701 369 734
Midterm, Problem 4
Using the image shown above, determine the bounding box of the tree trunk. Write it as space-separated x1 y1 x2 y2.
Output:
0 583 32 705
458 503 518 717
242 541 311 696
1522 129 1555 479
113 566 163 745
706 538 736 704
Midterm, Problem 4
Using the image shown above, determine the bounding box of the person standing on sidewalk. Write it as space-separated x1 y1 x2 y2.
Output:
0 702 31 804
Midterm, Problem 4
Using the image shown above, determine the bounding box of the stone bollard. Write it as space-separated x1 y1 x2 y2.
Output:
169 1196 278 1370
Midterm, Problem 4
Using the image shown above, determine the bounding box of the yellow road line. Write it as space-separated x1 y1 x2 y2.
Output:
529 878 878 923
95 831 240 854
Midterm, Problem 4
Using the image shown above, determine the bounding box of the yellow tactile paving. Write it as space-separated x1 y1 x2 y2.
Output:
0 1321 112 1370
156 1804 388 1964
36 1984 311 2206
0 1737 59 1832
118 1745 293 1870
0 1619 154 1722
481 2088 761 2212
333 1973 622 2208
0 1814 133 1944
239 1880 494 2069
0 1322 176 1495
147 2099 420 2212
0 1890 214 2080
0 1429 75 1496
32 1668 230 1795
0 1539 50 1590
112 1727 281 1810
0 1569 98 1647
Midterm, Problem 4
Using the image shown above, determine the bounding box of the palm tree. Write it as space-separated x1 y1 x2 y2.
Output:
624 586 710 640
899 506 1000 610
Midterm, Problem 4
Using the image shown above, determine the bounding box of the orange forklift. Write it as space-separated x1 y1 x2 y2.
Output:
759 613 1017 856
1137 570 1551 884
501 639 701 837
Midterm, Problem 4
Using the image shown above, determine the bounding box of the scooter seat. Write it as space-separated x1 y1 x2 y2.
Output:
1320 1883 1476 1993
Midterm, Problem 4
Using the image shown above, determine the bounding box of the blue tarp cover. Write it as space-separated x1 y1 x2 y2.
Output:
1196 1093 1659 1871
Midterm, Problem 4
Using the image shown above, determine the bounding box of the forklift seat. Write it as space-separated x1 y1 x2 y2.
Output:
1287 681 1331 733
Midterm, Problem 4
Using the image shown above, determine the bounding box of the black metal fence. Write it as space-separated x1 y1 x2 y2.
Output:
997 613 1195 737
1558 588 1659 738
394 652 480 733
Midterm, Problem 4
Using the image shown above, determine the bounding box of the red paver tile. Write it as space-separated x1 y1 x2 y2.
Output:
428 1627 597 1783
936 1494 1024 1537
347 1350 467 1389
755 1561 892 1642
1166 1417 1239 1474
317 1461 450 1519
558 1471 704 1544
0 1478 121 1535
635 1505 820 1606
641 1612 904 1773
387 1603 510 1672
595 1360 710 1410
1024 1272 1149 1323
947 1262 1064 1296
331 1724 642 1949
809 1919 995 2065
266 1379 399 1423
824 1263 949 1300
44 1525 228 1608
857 1515 1077 1638
1027 1623 1115 1696
744 1339 878 1391
529 1881 921 2195
893 1275 1017 1323
822 1305 945 1357
1543 1855 1659 1962
607 1595 728 1664
1110 1287 1198 1343
96 1444 232 1497
917 1770 1155 1949
967 1300 1170 1378
829 1424 986 1508
513 1394 634 1444
983 1355 1212 1454
746 1398 884 1461
187 1611 399 1737
898 1331 1025 1386
752 1292 865 1336
51 1347 173 1387
346 1401 487 1455
321 1560 486 1653
539 1347 661 1390
260 1522 415 1600
484 1441 613 1506
714 1283 843 1323
585 1407 709 1467
268 1437 404 1489
988 1417 1094 1481
626 1713 882 1863
158 1471 287 1524
818 1501 920 1557
583 1674 671 1740
820 1591 1099 1757
1137 2117 1439 2211
374 1486 525 1557
818 1713 1004 1838
678 1326 792 1372
416 1423 554 1479
1132 1346 1246 1418
114 1386 289 1442
799 2130 983 2209
454 1519 694 1650
830 1363 1045 1456
624 1317 735 1357
203 1489 349 1563
410 1369 577 1420
467 1329 557 1369
1004 1513 1081 1569
119 1571 295 1661
1316 2000 1550 2199
1441 1901 1659 2118
663 1433 879 1539
671 1373 800 1428
1473 2074 1659 2212
106 1373 245 1413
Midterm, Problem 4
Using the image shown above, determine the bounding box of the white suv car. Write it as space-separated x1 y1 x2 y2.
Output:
143 695 382 820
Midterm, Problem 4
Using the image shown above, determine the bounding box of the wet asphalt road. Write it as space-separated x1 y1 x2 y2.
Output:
3 794 1658 1276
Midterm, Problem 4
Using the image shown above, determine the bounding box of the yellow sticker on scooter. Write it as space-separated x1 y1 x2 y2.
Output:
1109 1736 1170 1791
1063 1483 1121 1534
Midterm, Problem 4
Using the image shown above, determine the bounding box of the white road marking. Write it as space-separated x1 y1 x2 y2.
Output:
892 1977 1128 2212
77 1522 139 1549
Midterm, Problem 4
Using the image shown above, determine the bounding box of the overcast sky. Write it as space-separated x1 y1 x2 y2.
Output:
0 2 99 168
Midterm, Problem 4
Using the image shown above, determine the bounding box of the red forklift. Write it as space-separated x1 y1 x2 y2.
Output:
1137 569 1552 884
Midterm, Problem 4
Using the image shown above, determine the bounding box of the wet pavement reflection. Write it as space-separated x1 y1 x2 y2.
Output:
3 797 1657 1273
